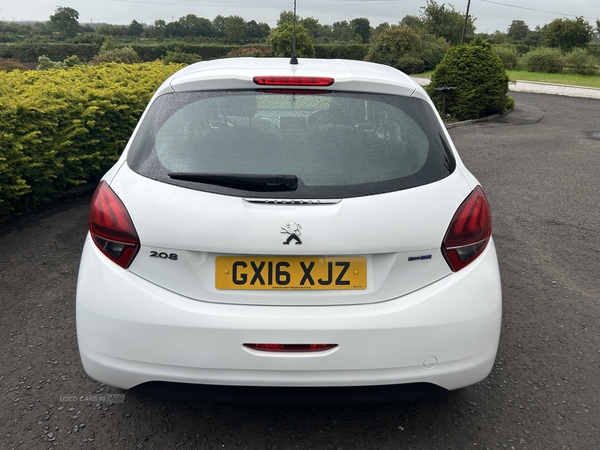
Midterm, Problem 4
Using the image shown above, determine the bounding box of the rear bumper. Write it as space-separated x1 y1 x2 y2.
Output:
132 381 447 404
76 237 502 394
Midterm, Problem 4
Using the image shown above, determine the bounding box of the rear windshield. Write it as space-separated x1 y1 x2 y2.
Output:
127 90 455 198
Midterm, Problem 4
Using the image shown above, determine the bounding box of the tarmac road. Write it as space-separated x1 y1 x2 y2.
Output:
1 92 599 449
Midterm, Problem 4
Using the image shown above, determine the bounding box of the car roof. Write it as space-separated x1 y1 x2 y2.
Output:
156 58 424 100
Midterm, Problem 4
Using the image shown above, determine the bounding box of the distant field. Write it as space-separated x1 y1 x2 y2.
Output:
415 70 600 89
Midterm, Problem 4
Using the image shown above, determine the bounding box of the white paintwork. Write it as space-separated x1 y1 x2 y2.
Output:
111 164 471 306
77 236 501 390
76 58 502 395
156 58 423 98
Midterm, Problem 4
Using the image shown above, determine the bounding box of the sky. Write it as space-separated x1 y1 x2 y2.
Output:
1 0 599 35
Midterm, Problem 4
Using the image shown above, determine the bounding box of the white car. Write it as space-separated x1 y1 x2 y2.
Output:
76 57 502 402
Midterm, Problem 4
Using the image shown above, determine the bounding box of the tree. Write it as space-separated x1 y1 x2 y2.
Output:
300 17 321 38
247 20 270 40
488 31 507 44
96 24 126 37
194 17 216 37
372 22 390 38
278 11 332 40
48 6 81 38
380 27 451 72
523 27 543 47
420 0 474 46
212 15 226 38
0 21 35 36
80 23 95 34
365 25 426 74
150 19 167 38
127 20 144 37
507 20 529 42
179 14 215 38
278 11 297 26
332 21 356 41
268 21 315 58
350 18 371 43
164 21 186 38
100 35 118 51
400 15 423 28
542 17 593 51
224 16 248 43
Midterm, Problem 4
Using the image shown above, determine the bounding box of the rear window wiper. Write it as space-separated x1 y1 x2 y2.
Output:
167 172 298 191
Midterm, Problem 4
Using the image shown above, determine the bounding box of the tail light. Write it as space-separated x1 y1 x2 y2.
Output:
442 186 492 272
89 181 140 269
244 344 338 353
253 76 334 86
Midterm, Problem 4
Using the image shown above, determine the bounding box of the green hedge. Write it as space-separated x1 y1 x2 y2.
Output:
0 36 21 44
0 43 233 64
586 43 600 57
522 47 565 73
492 44 519 70
0 62 183 215
135 43 370 62
0 43 101 62
132 44 231 61
314 44 369 61
0 42 372 64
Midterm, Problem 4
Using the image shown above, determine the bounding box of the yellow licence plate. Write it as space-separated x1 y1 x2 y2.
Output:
216 256 367 290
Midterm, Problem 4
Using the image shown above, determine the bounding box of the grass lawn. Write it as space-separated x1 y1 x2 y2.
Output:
505 71 600 88
414 70 600 89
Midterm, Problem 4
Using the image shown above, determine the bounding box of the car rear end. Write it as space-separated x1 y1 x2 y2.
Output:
76 58 501 401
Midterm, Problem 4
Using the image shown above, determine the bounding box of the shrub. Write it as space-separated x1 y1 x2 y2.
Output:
492 45 519 70
427 40 509 121
396 56 425 74
132 44 230 62
36 55 60 70
505 96 515 110
365 26 446 73
0 58 29 71
365 25 425 73
565 48 597 75
314 44 369 60
91 46 141 64
64 55 80 67
36 55 81 70
225 46 271 58
162 50 201 65
513 44 532 56
0 62 183 215
421 37 449 71
586 43 600 58
0 36 20 44
522 47 564 73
